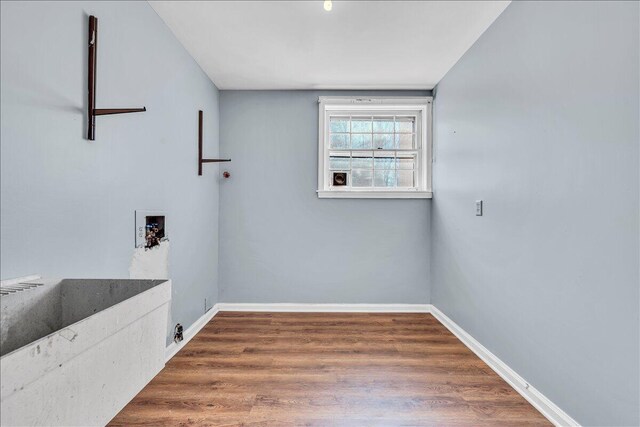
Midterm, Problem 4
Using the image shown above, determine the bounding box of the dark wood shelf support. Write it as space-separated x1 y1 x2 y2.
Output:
94 108 147 116
87 15 146 141
198 110 231 176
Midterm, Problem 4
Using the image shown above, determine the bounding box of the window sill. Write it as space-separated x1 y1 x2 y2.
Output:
317 190 432 199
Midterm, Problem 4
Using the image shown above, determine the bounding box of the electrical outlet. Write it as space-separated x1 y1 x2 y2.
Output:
475 200 483 216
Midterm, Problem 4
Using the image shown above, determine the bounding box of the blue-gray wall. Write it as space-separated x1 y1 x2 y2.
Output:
219 90 431 303
0 1 221 342
431 2 639 425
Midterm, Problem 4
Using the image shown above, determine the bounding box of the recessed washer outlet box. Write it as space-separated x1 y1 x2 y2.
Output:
135 210 167 248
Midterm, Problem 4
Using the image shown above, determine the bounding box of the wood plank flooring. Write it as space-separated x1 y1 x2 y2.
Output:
109 312 551 426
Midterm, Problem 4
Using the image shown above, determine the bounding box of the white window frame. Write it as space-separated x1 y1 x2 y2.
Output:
317 96 432 199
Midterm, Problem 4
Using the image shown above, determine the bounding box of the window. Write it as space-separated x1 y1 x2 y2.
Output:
317 97 432 199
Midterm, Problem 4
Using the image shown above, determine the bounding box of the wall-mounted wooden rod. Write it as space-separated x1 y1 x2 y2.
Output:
201 159 230 163
94 108 147 116
87 15 146 141
198 110 230 176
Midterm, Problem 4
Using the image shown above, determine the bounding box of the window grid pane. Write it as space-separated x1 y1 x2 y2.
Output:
328 115 418 189
329 115 416 150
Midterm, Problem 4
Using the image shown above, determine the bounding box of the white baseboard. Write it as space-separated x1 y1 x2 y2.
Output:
165 304 219 362
163 302 577 426
216 303 431 313
429 305 579 427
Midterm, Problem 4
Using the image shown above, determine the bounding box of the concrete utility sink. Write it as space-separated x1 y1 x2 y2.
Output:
0 278 166 357
0 277 171 426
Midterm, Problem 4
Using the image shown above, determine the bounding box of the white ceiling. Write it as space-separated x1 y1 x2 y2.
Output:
149 1 510 90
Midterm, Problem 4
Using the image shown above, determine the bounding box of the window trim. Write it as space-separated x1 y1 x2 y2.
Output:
317 96 433 199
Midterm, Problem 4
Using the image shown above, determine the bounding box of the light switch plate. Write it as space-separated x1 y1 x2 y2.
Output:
475 200 483 216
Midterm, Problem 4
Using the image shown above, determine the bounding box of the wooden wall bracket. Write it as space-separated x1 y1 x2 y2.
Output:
87 15 146 141
199 110 230 176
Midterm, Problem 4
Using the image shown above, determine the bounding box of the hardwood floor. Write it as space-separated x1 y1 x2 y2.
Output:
109 312 551 426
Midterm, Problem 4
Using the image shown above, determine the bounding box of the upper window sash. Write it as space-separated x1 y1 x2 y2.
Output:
327 113 420 151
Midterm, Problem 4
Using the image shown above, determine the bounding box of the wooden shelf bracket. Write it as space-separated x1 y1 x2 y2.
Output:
87 15 146 141
198 110 231 176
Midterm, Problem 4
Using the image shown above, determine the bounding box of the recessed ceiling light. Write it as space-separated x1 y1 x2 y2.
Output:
324 0 332 12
